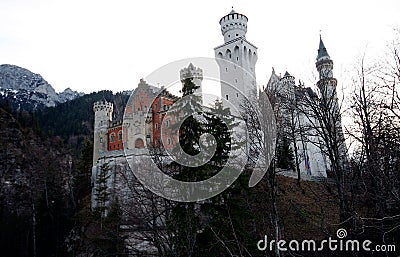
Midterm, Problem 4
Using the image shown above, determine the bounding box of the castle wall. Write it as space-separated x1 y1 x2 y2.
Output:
108 125 123 151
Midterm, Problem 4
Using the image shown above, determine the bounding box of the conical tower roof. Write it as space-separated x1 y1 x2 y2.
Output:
317 35 330 60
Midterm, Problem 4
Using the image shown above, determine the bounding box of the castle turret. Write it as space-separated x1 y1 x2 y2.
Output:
215 9 258 109
316 36 338 106
180 63 203 102
281 71 295 100
93 101 113 164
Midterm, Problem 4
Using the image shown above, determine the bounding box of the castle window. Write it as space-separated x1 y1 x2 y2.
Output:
235 79 238 83
118 131 122 140
226 67 228 72
236 33 239 37
237 93 239 97
226 94 229 100
165 120 170 127
155 123 158 130
167 138 171 145
226 49 232 59
110 133 116 142
100 137 103 143
236 57 239 61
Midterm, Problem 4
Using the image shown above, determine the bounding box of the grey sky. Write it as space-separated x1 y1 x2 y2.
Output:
0 0 399 94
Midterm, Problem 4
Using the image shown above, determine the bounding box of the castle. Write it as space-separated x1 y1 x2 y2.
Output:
91 9 344 210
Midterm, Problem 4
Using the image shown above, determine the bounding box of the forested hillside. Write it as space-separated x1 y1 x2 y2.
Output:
35 90 129 151
0 106 75 257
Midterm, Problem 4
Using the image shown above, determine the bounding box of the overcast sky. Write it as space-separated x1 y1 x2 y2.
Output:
1 0 399 94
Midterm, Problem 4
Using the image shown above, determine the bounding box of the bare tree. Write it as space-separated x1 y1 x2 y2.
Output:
241 90 280 257
348 40 400 244
116 151 175 256
296 76 349 223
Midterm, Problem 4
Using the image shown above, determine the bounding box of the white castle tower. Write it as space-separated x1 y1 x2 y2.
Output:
315 36 347 167
180 63 203 99
316 36 337 102
93 101 113 164
214 9 258 109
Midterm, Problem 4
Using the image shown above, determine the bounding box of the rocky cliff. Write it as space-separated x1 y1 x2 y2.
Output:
0 64 83 111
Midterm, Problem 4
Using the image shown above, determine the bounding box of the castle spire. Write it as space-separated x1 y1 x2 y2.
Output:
317 35 330 60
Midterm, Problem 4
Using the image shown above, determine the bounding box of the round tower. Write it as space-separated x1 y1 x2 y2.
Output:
219 9 248 42
281 71 295 100
316 36 337 102
215 9 258 109
180 63 203 98
316 36 334 80
93 101 113 164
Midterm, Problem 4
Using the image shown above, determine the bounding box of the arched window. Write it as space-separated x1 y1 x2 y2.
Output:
234 46 239 62
135 138 145 148
248 49 252 63
110 133 116 142
118 131 122 140
226 49 232 59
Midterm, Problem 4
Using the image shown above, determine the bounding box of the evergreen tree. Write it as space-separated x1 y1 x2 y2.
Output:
73 137 93 207
168 77 204 256
92 199 127 257
175 77 203 159
276 136 295 170
203 99 241 169
168 87 251 256
94 162 111 219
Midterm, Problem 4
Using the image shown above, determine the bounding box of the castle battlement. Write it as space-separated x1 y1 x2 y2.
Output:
93 101 113 112
219 10 248 39
180 63 203 81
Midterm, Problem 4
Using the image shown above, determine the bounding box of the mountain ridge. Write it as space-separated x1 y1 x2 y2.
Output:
0 64 84 111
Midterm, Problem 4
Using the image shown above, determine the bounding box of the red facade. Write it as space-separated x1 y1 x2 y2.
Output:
108 126 123 151
152 96 176 148
106 81 178 151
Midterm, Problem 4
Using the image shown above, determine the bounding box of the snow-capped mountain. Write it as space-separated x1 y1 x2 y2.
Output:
0 64 84 111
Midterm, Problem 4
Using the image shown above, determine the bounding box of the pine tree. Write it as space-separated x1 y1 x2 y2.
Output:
92 199 127 257
170 77 204 181
168 89 250 255
203 99 241 169
94 162 111 219
168 77 204 256
73 137 93 207
276 136 295 170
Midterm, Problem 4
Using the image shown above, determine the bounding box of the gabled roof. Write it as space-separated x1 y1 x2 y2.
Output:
266 67 281 89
